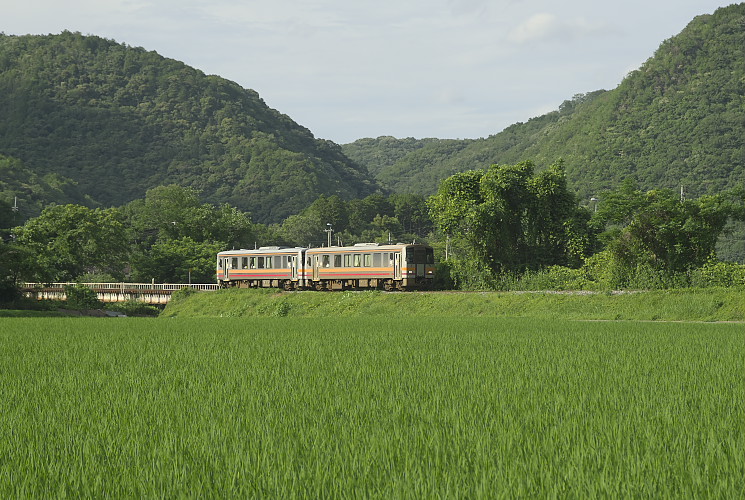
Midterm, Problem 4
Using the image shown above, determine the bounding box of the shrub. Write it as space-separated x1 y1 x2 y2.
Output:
64 283 103 309
106 300 161 316
689 259 745 288
0 281 21 304
169 286 199 305
518 266 591 291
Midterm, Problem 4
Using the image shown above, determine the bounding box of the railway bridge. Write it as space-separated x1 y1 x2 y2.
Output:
21 282 220 305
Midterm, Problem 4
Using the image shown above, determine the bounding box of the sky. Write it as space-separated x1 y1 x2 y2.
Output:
3 0 737 143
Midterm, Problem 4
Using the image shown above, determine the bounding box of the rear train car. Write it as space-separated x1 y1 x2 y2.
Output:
217 247 305 290
217 243 434 291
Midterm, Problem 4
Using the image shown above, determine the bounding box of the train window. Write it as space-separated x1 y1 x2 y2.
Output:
388 253 395 265
265 256 273 269
241 257 248 269
406 247 428 264
283 256 289 268
354 254 362 267
322 255 330 268
334 255 342 267
427 248 434 264
373 253 382 267
364 254 372 267
250 257 257 269
258 257 265 269
274 256 282 268
344 254 352 267
231 257 238 269
307 257 312 267
218 259 222 269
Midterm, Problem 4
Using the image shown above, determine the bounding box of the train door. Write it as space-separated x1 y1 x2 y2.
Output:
393 252 402 280
313 255 321 281
223 257 231 281
416 255 425 278
290 255 298 281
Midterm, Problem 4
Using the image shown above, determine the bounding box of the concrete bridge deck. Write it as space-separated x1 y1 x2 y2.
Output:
21 283 221 305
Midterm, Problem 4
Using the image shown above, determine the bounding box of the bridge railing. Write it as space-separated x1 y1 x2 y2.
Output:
21 282 221 292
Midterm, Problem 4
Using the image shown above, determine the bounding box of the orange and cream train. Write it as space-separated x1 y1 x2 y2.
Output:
217 243 435 291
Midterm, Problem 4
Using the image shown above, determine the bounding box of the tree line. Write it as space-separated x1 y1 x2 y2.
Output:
1 160 743 302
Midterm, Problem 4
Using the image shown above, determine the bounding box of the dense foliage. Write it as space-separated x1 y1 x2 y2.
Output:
428 161 743 290
270 192 433 248
428 161 593 282
13 204 129 282
344 5 744 201
0 32 379 223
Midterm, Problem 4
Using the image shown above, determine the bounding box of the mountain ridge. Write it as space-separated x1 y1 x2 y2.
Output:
343 4 744 201
0 31 379 223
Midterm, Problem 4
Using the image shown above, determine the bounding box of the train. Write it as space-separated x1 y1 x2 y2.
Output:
217 243 435 291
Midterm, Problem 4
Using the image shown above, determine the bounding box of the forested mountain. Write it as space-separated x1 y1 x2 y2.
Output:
344 4 744 200
1 4 741 228
0 32 379 223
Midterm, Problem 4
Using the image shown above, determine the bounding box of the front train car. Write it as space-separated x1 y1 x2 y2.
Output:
305 242 434 291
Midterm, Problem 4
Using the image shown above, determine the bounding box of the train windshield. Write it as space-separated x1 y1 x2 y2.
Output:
406 246 434 264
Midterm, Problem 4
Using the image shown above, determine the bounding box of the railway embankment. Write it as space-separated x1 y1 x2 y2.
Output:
160 287 744 322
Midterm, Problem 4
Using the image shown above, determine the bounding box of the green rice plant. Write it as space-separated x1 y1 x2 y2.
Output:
0 317 741 497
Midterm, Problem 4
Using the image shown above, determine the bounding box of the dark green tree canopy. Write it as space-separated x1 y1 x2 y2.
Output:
605 189 737 273
13 204 129 281
429 161 594 275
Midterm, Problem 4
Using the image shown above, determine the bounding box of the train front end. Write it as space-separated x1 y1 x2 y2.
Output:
401 244 435 290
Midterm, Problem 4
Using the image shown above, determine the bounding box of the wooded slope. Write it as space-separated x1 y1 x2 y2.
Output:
344 4 744 200
0 32 379 223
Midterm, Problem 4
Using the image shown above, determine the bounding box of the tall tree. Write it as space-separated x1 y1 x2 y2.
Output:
126 185 253 248
608 189 735 274
429 161 594 276
13 205 129 281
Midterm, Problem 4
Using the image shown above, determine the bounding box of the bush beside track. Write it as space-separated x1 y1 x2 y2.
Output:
161 287 744 322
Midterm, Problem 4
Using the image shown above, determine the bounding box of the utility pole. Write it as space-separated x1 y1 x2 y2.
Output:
324 224 332 247
11 196 19 226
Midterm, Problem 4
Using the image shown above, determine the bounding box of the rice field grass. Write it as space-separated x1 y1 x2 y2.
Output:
0 316 742 498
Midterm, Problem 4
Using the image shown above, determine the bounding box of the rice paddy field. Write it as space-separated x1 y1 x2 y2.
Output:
0 316 742 498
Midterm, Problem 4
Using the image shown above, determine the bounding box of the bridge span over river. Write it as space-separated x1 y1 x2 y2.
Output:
21 283 221 305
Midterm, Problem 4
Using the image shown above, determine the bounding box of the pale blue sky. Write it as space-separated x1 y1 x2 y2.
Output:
3 1 737 143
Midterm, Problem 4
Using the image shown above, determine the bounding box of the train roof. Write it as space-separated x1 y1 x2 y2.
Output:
305 243 430 253
218 247 306 256
218 242 431 257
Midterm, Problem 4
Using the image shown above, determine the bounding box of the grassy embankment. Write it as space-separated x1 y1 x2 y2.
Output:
161 287 744 322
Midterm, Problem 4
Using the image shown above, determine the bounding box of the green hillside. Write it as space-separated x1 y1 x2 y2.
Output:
344 4 744 200
0 154 95 221
0 32 379 223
